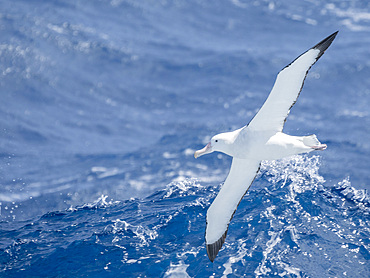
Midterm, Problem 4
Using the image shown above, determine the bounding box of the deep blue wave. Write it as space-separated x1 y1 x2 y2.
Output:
1 156 369 277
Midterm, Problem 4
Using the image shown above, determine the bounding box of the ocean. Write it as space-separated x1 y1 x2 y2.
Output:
0 0 369 277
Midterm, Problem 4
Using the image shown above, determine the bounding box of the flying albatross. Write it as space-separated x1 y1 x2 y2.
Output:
194 31 338 262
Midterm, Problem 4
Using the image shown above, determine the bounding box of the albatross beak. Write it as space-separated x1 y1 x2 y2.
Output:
194 142 213 158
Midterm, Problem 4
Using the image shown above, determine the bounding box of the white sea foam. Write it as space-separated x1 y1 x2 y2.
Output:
112 219 158 247
90 166 123 179
334 177 369 212
166 244 202 276
260 155 325 195
67 194 118 212
163 178 202 199
222 239 249 277
164 261 191 278
339 109 368 118
324 3 370 31
255 231 283 276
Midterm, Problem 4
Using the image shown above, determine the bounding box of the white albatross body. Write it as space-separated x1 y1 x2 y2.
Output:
194 32 338 262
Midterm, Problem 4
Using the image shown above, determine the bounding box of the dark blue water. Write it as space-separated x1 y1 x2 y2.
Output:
1 0 369 277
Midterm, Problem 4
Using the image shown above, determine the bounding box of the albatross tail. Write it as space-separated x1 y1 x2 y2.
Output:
303 134 327 150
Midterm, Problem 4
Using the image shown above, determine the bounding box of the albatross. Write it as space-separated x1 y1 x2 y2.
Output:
194 31 338 262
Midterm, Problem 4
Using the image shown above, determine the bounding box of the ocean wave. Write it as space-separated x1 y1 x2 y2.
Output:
332 177 370 212
1 159 369 277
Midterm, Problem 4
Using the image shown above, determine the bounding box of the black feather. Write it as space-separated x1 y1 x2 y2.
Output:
206 231 228 263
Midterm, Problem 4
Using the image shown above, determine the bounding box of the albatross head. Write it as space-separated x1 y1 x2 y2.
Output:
194 132 235 158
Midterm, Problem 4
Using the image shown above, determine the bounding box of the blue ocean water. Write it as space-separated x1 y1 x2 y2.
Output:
1 0 369 277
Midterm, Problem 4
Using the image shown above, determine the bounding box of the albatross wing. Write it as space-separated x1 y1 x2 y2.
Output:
206 158 260 262
247 31 338 133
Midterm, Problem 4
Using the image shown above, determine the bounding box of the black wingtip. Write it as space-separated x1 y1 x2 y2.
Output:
280 31 338 72
312 31 338 58
206 231 228 262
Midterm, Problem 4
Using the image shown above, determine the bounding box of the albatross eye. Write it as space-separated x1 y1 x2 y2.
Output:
215 140 218 143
